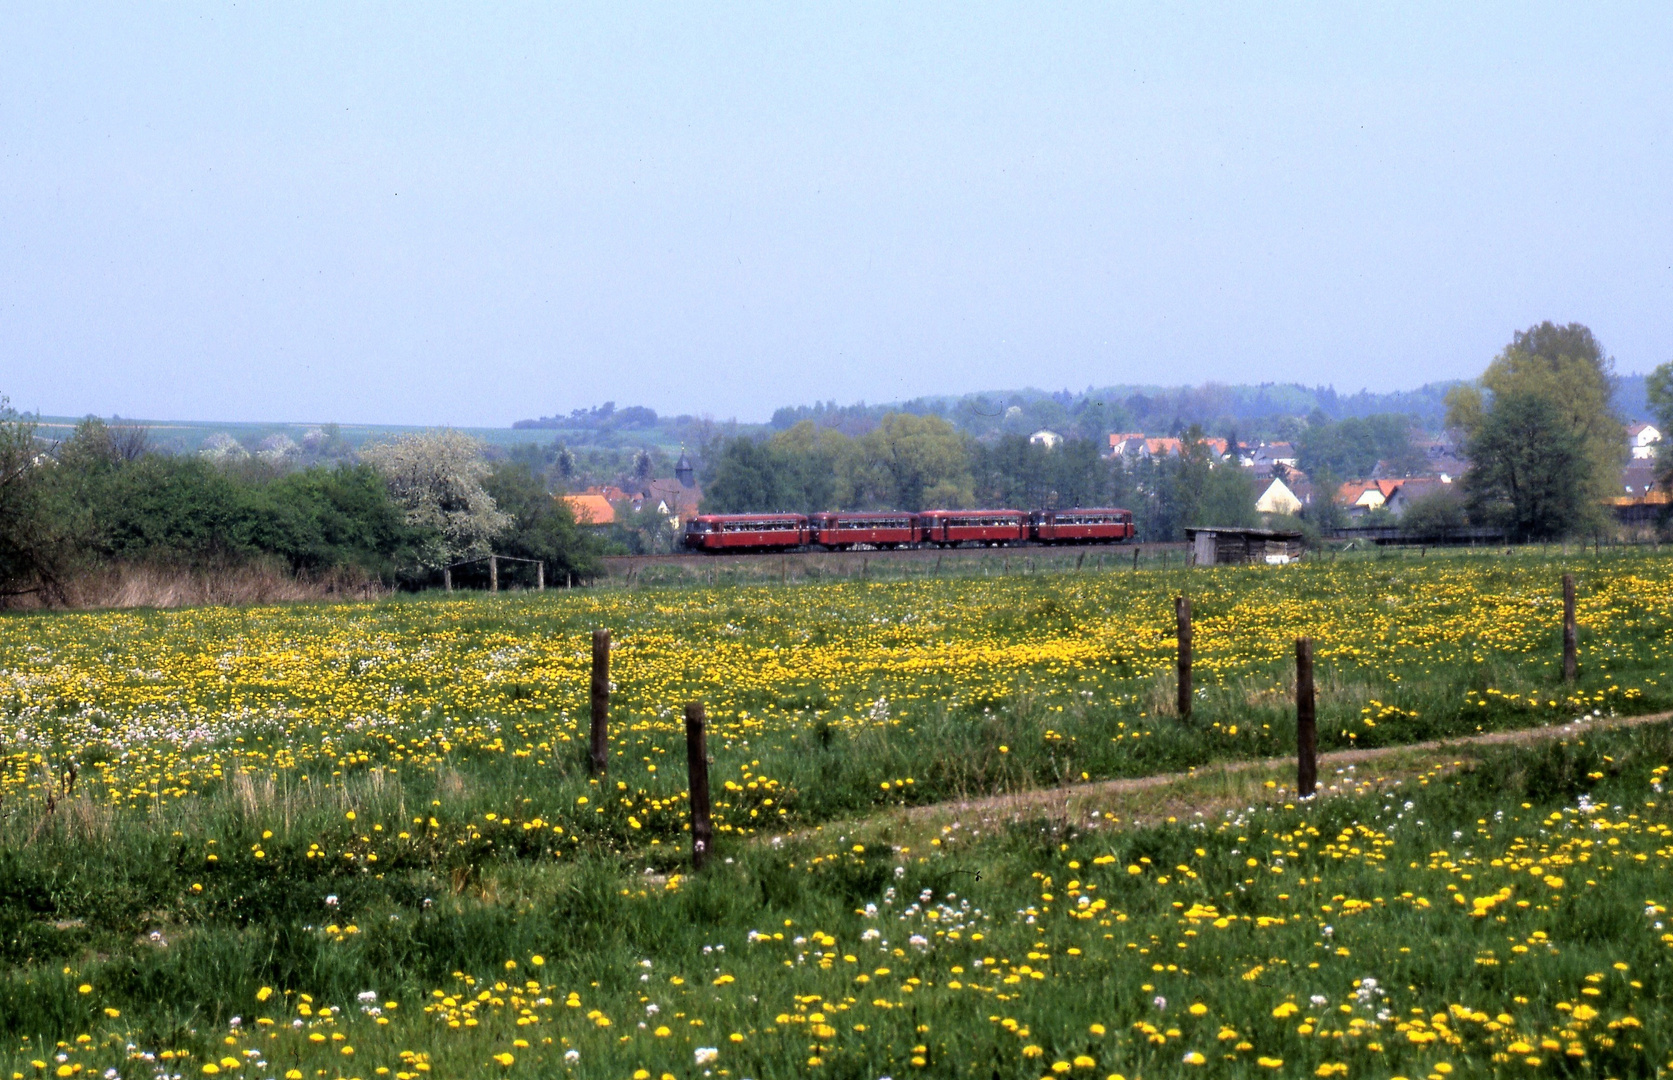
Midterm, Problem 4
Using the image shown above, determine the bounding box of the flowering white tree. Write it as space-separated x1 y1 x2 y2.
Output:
360 430 511 569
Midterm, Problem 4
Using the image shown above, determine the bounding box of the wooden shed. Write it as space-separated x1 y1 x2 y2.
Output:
1185 526 1305 566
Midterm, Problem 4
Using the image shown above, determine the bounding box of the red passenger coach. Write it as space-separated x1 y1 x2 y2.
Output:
918 509 1028 547
811 512 921 550
1030 508 1135 544
682 514 810 552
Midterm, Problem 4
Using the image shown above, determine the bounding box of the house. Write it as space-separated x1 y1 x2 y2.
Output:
1629 422 1662 460
1337 479 1402 516
1107 432 1146 458
1621 460 1661 499
562 493 616 525
1337 476 1453 518
582 485 631 504
629 449 704 527
1615 460 1671 526
1404 437 1469 479
642 477 702 522
1029 429 1063 449
1255 477 1303 516
1285 470 1316 508
1382 477 1451 516
1108 433 1179 464
1253 442 1298 469
1108 432 1229 465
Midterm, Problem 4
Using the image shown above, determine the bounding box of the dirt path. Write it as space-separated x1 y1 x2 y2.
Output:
898 709 1673 829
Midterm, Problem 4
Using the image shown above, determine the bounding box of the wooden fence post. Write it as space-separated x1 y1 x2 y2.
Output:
1562 573 1578 683
1296 637 1317 797
684 701 713 870
1132 546 1139 572
1175 595 1192 720
489 555 499 594
537 562 545 591
444 566 453 592
589 629 610 776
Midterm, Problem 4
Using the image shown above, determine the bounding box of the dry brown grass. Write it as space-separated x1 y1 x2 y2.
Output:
21 562 388 611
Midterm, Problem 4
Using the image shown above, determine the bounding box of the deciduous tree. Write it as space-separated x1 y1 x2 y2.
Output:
360 430 510 569
0 397 56 600
852 413 973 511
1459 391 1590 540
1446 321 1623 537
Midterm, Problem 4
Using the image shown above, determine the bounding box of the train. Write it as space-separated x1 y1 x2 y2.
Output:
681 507 1135 553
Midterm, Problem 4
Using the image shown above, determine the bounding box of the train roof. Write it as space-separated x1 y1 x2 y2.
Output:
687 512 806 522
811 510 915 519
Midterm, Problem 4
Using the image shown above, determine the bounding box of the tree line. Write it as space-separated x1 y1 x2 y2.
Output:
1 321 1648 604
703 321 1660 546
0 415 599 605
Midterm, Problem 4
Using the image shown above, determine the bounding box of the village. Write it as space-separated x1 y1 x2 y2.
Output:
555 418 1668 544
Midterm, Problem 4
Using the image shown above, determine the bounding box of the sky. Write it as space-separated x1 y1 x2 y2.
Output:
2 5 1670 427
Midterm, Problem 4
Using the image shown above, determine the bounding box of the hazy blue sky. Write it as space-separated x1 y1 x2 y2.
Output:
2 5 1670 426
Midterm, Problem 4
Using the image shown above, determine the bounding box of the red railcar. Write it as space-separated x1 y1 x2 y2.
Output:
1030 508 1135 544
918 509 1028 547
810 512 921 550
682 514 810 552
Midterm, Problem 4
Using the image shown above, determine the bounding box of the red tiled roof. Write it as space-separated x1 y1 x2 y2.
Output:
562 494 616 525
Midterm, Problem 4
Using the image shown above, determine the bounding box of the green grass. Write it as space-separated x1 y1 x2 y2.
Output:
3 720 1671 1078
3 548 1673 1077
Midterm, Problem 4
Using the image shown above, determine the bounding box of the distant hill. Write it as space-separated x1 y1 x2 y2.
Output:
760 381 1470 444
765 375 1658 442
1614 373 1650 423
28 373 1655 460
25 416 556 457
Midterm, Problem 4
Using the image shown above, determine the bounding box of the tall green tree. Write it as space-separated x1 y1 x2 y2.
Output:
702 437 794 513
1446 321 1623 536
767 421 853 512
1459 390 1590 540
1143 428 1257 539
972 434 1054 508
972 435 1128 509
1298 414 1423 478
851 413 973 510
1304 467 1347 532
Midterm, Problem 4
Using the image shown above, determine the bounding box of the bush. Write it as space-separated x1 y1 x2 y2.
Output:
482 462 602 580
1398 485 1469 537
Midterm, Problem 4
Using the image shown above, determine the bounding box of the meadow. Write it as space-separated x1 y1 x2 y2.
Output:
1 548 1671 1078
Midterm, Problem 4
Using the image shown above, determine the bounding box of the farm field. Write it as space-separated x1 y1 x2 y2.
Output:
2 550 1673 1077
